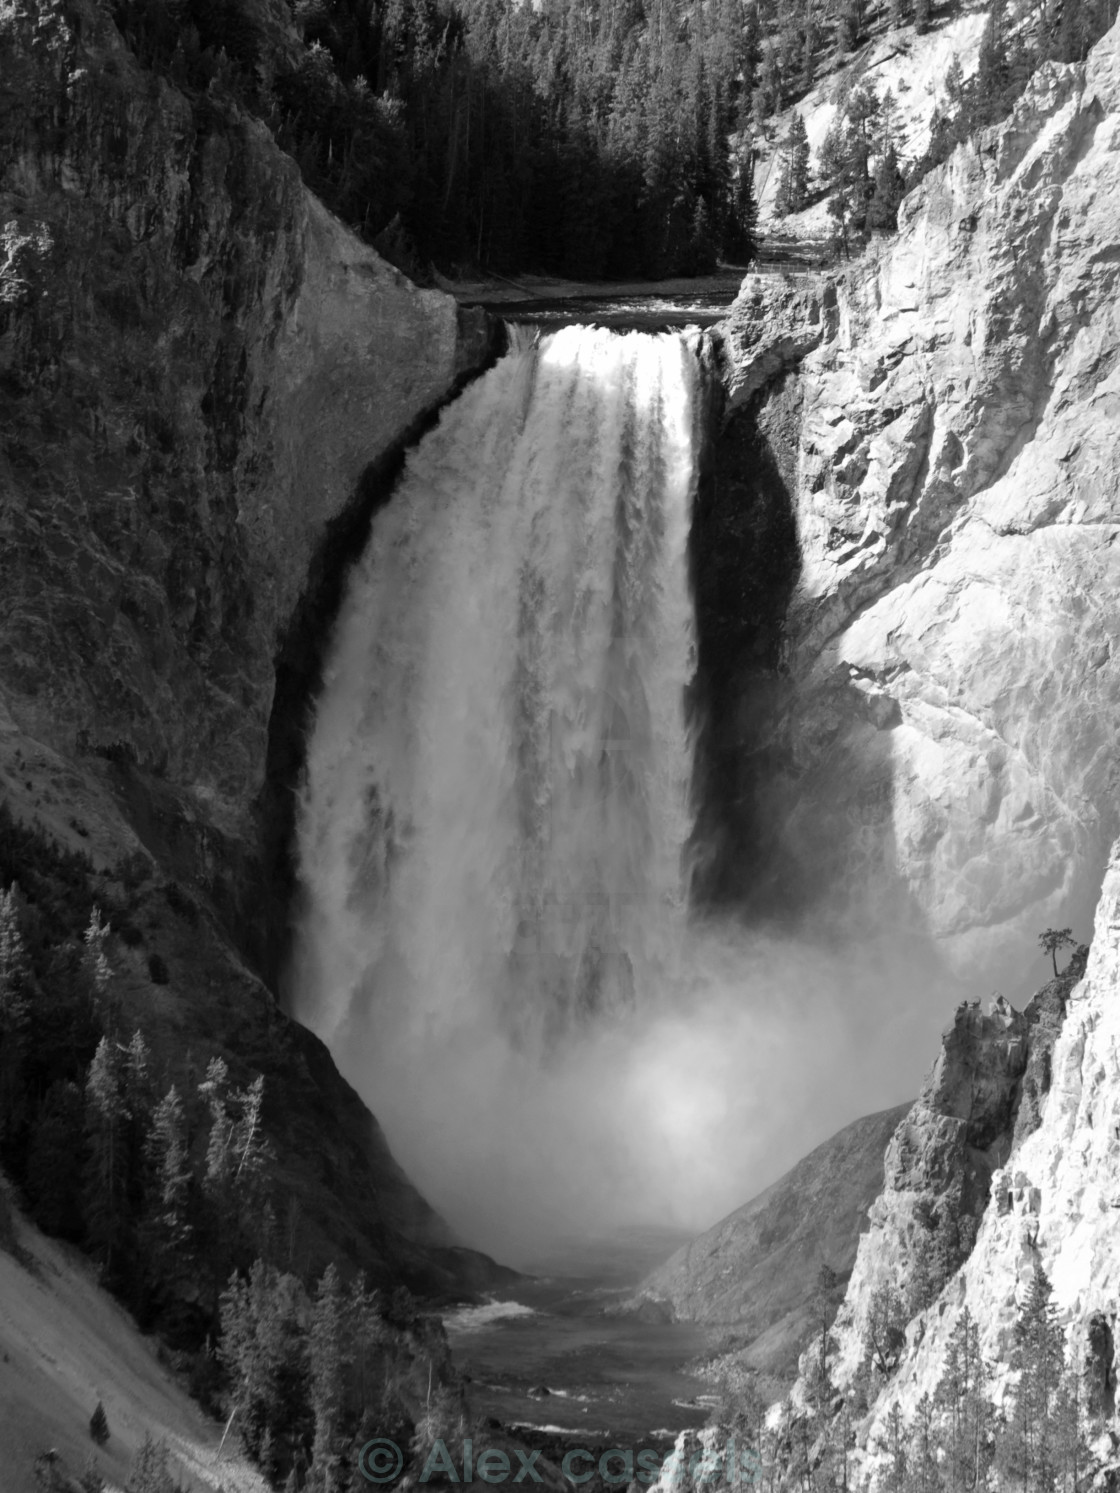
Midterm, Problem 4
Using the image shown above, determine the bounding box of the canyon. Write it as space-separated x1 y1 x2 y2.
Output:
4 0 1120 1479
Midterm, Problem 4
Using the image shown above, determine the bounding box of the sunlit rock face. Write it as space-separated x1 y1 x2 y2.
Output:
843 838 1120 1452
715 21 1120 982
820 976 1077 1395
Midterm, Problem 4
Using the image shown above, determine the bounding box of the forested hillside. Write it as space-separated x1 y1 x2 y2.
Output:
111 0 1113 278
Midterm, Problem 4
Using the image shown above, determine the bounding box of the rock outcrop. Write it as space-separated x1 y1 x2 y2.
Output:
623 1105 910 1375
712 19 1120 983
821 973 1080 1391
847 839 1120 1456
0 0 502 1290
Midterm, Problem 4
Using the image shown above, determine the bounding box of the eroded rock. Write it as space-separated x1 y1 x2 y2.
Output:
717 21 1120 980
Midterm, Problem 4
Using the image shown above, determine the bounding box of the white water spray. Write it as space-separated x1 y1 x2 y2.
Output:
292 325 951 1260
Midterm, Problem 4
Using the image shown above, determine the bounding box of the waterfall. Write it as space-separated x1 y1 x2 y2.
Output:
289 325 704 1247
289 323 952 1257
293 325 700 1054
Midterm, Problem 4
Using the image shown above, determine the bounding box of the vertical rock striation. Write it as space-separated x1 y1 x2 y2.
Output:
713 20 1120 980
848 842 1120 1452
822 973 1081 1394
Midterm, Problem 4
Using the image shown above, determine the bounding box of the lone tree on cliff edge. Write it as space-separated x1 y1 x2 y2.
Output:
1039 928 1076 977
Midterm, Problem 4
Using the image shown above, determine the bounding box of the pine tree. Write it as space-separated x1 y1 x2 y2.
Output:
83 1036 129 1275
349 1274 386 1409
806 1263 842 1412
220 1260 312 1470
1050 1355 1091 1493
200 1060 274 1294
755 45 783 121
82 907 113 1002
798 13 815 92
0 883 30 1032
1039 928 1076 978
867 144 906 231
879 1402 908 1492
818 119 848 187
836 0 860 53
89 1401 110 1445
907 1393 941 1493
0 883 31 1139
935 1307 992 1493
974 0 1011 122
308 1264 350 1493
141 1084 193 1292
944 56 966 114
729 151 759 265
411 1381 470 1472
775 112 810 216
122 1030 154 1249
996 1268 1066 1493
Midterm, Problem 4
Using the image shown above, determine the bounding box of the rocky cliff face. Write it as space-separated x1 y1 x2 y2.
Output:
0 0 502 1289
709 18 1120 982
624 1106 910 1376
845 842 1120 1455
821 974 1079 1392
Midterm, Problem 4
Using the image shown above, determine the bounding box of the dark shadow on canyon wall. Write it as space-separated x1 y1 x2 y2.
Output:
687 365 803 916
686 354 926 951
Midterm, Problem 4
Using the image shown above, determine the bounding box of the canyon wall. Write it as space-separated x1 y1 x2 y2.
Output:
708 13 1120 1462
837 842 1120 1460
711 17 1120 985
0 0 501 1288
820 970 1078 1394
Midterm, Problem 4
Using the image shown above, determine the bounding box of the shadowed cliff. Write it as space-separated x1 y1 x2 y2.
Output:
0 0 506 1295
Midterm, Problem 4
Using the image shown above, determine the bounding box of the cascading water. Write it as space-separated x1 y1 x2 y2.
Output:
291 325 703 1246
290 322 944 1260
296 326 699 1051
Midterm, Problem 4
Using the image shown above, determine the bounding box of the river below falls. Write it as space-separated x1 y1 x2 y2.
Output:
439 1232 718 1448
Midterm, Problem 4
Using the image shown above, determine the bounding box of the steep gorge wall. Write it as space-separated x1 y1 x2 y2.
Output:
712 19 1120 983
846 843 1120 1455
1 0 493 914
0 0 502 1287
704 11 1120 1460
819 973 1078 1396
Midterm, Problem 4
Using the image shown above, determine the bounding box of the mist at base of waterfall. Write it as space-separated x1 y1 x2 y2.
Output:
323 917 954 1264
290 324 960 1265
